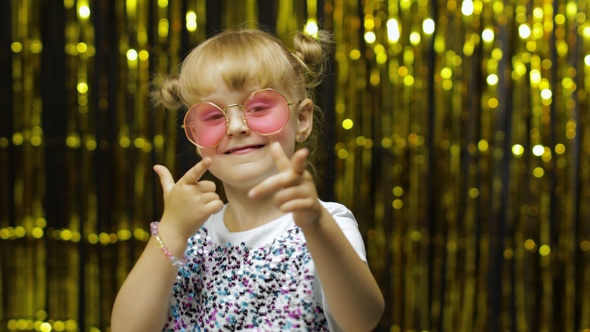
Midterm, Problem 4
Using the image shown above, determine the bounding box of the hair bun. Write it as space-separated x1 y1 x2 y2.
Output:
152 77 184 110
292 30 334 88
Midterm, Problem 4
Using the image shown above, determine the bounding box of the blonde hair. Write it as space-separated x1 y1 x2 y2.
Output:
153 27 333 175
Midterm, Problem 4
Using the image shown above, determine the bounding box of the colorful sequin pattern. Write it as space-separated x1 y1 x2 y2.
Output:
163 225 330 331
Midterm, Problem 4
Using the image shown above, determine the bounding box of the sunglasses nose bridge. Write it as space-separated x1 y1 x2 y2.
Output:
223 104 249 134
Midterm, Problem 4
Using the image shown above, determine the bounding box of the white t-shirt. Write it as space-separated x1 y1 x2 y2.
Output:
163 201 366 331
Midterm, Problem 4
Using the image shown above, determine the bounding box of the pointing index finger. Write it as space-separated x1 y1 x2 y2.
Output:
270 142 294 172
180 157 212 184
290 148 309 175
270 142 308 174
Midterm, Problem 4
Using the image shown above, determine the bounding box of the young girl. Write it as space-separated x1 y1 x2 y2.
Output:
111 28 384 331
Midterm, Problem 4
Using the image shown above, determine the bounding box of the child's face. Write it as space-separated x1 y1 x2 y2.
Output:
195 84 311 190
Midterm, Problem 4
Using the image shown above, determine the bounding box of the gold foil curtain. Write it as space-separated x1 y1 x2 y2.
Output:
0 0 589 331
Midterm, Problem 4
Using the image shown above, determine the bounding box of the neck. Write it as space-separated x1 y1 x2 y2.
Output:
222 185 285 232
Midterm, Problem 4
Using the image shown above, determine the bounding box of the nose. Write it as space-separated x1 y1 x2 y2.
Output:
225 105 250 136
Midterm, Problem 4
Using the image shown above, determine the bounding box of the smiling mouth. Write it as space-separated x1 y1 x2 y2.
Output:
224 144 265 154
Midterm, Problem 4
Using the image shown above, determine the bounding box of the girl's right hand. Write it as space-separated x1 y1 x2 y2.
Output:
153 158 224 240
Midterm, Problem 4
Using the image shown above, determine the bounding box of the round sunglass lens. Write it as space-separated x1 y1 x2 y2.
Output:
243 90 290 135
184 103 227 147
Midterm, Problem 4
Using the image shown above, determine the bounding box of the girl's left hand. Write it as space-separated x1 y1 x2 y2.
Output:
248 142 323 229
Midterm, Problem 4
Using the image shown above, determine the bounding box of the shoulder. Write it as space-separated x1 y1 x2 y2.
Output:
320 201 351 215
320 201 357 225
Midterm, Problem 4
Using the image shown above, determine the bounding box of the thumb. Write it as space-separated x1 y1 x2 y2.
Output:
153 164 175 194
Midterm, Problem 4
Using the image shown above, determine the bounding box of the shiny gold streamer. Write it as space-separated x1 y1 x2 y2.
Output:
1 1 589 331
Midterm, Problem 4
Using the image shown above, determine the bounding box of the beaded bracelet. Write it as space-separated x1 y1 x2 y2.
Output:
150 221 185 267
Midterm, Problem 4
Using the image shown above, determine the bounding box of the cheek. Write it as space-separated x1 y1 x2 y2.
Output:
197 147 215 160
283 117 299 139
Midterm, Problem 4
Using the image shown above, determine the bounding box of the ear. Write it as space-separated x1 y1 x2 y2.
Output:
296 99 314 141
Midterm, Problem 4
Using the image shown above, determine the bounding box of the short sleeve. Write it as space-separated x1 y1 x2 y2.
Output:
321 201 367 262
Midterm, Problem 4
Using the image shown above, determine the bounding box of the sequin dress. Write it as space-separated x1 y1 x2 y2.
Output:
162 201 366 332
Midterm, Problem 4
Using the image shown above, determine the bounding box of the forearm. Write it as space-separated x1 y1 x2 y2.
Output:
302 209 384 331
111 224 187 331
